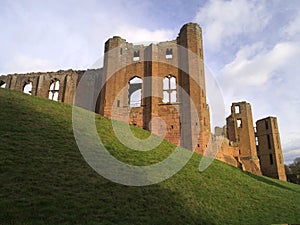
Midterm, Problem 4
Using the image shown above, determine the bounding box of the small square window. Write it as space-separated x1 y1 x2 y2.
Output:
166 48 173 59
234 105 240 114
237 119 242 128
133 50 140 61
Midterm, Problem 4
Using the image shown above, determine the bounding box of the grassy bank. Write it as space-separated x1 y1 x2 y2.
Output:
0 88 299 224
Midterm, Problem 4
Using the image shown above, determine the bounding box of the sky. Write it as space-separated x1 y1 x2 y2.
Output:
1 0 300 164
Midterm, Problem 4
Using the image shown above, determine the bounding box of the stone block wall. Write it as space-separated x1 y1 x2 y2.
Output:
99 23 211 153
0 70 82 105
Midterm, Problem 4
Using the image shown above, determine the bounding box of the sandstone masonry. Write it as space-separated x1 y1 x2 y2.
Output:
0 23 286 180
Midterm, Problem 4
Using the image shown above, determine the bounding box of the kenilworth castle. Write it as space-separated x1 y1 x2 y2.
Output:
0 23 286 181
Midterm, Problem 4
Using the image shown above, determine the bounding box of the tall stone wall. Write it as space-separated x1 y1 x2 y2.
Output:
225 101 286 179
98 23 211 153
226 102 261 175
0 70 83 105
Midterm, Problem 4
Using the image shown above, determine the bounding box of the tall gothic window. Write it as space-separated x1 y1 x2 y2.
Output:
48 80 60 101
163 75 177 103
23 81 33 95
129 77 142 107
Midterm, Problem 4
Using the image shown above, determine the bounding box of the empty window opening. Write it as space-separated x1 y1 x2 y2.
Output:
255 136 259 146
237 119 242 128
23 81 33 95
163 75 177 103
234 105 240 114
166 48 173 59
129 77 142 107
267 134 271 149
133 50 140 61
0 81 6 88
48 80 60 101
265 120 269 129
197 144 200 147
269 154 273 165
171 125 174 129
117 100 120 107
120 48 123 55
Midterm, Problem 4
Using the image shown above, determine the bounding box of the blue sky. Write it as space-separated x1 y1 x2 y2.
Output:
1 0 300 163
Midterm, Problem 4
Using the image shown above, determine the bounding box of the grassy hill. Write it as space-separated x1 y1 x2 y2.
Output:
0 88 299 225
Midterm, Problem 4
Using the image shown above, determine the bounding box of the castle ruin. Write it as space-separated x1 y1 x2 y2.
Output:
0 23 286 181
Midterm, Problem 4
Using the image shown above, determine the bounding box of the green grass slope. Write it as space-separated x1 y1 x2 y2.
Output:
0 88 299 225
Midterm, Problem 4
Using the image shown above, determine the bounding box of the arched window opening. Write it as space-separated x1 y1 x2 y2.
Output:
129 77 142 107
48 80 60 101
23 81 33 95
0 81 6 88
163 75 177 103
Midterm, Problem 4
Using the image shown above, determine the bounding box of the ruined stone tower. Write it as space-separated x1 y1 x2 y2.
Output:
0 23 288 180
226 102 261 174
256 117 287 181
97 23 210 153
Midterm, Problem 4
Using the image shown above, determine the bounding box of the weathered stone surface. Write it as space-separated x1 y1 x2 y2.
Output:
0 23 286 180
224 101 286 179
98 23 210 153
0 69 84 104
256 117 287 181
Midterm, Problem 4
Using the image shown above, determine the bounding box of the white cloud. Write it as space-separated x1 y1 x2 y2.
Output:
1 54 54 74
115 25 175 44
220 41 299 86
0 1 176 74
195 0 270 51
284 150 300 164
283 12 300 37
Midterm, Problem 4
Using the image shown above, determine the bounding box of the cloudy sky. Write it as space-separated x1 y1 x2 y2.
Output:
1 0 300 163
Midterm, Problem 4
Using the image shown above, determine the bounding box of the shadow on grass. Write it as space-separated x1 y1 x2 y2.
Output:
0 91 215 224
0 162 215 224
245 172 300 194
